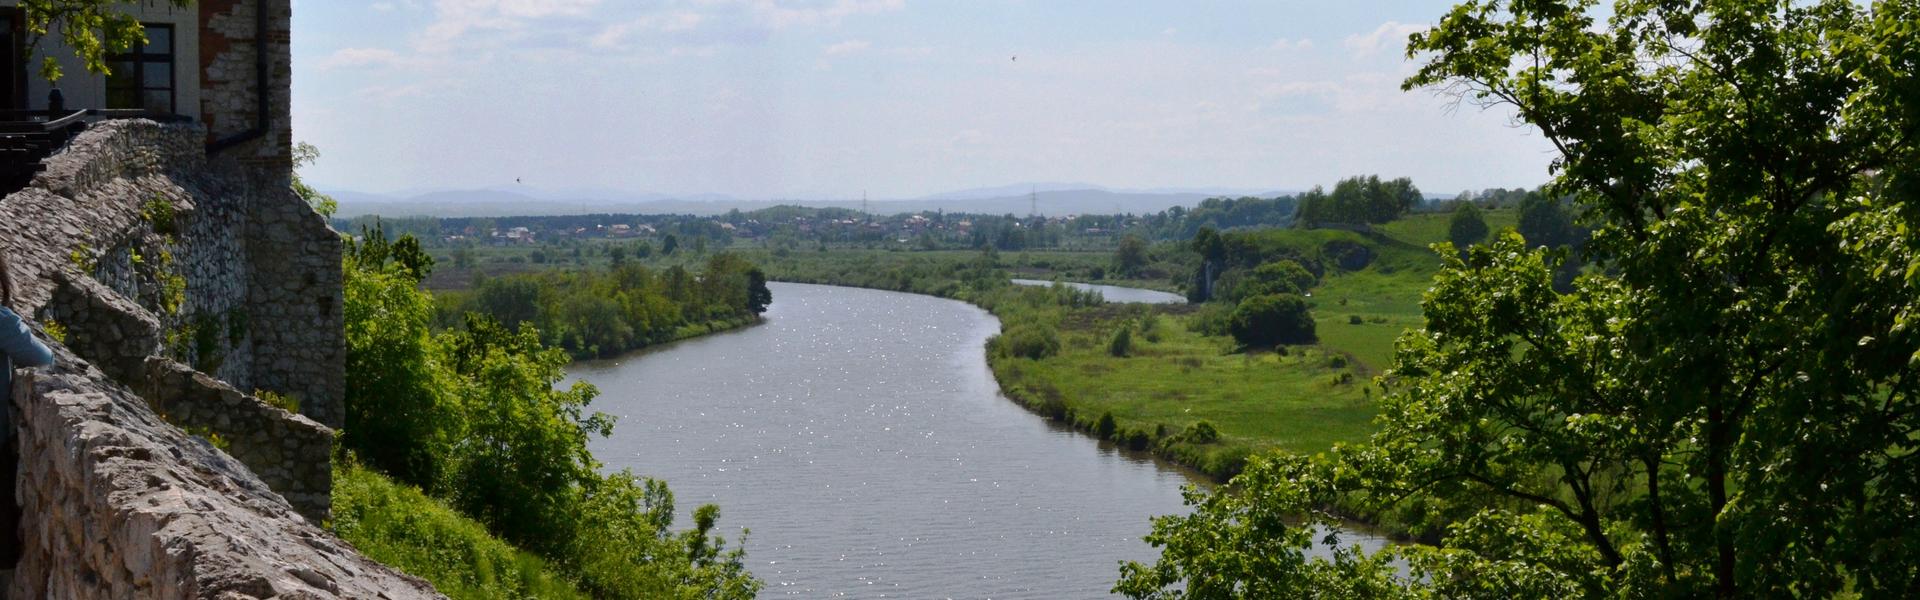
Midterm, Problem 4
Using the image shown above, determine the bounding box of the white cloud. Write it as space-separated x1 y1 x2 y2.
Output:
1268 37 1313 51
371 2 397 12
741 0 904 29
318 47 423 70
823 39 870 56
591 11 705 48
417 0 604 52
1343 21 1426 58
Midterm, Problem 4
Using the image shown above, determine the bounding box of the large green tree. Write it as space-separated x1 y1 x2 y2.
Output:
1119 0 1920 598
1446 201 1489 249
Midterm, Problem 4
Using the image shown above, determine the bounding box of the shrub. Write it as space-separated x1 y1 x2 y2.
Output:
1183 421 1220 444
993 322 1061 359
1348 314 1364 325
1108 326 1133 357
1228 293 1317 347
1096 412 1118 439
1186 302 1235 337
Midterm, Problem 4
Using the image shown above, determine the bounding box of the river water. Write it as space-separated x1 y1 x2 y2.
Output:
577 282 1355 598
1010 279 1186 304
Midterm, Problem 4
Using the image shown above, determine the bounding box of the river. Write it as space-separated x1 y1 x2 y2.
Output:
1009 279 1186 304
577 282 1363 598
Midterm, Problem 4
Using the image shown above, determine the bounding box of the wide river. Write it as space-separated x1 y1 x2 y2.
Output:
577 282 1339 598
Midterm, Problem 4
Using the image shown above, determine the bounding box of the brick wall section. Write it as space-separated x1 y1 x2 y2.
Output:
8 343 443 599
200 0 294 175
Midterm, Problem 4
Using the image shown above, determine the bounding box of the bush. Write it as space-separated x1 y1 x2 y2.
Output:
1108 326 1133 357
993 322 1061 359
332 463 590 600
1186 302 1235 337
1183 421 1220 444
1096 412 1118 439
1230 260 1317 300
1228 294 1317 347
1348 314 1364 325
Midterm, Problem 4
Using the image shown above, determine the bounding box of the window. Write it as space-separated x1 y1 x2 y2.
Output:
106 24 173 113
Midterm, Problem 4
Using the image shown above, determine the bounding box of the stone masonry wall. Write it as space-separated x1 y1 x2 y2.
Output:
0 116 350 551
8 343 442 599
135 357 334 519
1 118 342 437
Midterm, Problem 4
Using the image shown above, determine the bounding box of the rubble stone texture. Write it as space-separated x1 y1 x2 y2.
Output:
0 118 424 596
9 344 442 599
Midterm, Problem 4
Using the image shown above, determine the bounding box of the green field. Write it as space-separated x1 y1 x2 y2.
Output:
993 305 1378 475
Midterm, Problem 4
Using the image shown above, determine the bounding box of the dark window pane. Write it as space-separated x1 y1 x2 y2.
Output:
106 89 138 109
141 90 172 113
106 61 137 89
143 26 170 54
142 61 171 88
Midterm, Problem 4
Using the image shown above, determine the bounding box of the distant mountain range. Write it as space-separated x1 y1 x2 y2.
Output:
324 183 1302 219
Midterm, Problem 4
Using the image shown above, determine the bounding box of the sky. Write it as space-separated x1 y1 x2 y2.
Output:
292 0 1557 199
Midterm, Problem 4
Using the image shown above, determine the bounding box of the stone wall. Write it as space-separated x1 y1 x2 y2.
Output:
0 117 362 590
8 342 442 599
135 358 333 519
0 118 342 435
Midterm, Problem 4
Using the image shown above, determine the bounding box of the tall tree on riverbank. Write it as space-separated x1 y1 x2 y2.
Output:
1119 0 1920 597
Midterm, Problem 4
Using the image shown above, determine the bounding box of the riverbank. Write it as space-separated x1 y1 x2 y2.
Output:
757 257 1373 482
747 212 1504 484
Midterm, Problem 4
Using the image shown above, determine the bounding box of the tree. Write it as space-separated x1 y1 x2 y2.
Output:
1188 227 1227 302
1516 193 1578 250
1226 294 1315 348
19 0 187 83
1108 325 1133 358
1232 260 1316 300
744 268 773 314
662 234 679 256
1115 234 1149 277
1294 176 1423 226
1120 1 1920 597
1446 201 1489 249
292 142 338 218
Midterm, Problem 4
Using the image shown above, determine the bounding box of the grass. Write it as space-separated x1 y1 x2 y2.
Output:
993 305 1378 477
987 210 1516 478
331 463 590 600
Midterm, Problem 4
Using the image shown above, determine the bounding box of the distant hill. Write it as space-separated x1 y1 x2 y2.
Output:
329 188 1238 218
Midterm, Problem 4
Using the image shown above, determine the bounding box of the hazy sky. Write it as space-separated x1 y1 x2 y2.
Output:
292 1 1556 198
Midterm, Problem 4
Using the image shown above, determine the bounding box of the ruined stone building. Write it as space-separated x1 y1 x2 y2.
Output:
0 1 443 597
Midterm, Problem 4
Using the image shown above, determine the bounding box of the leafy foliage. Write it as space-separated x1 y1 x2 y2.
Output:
1446 201 1489 249
17 0 186 83
1293 175 1424 227
342 226 761 597
1121 0 1920 597
1227 293 1316 347
444 253 769 359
